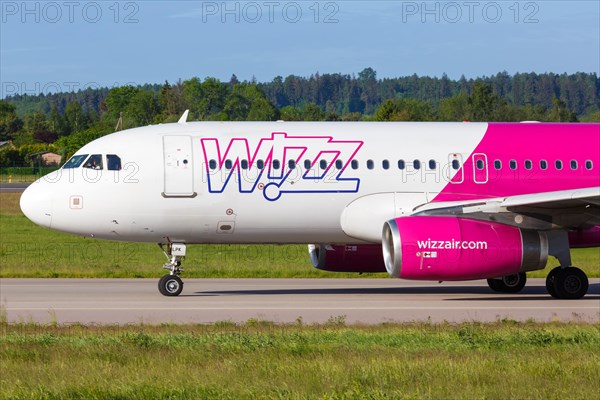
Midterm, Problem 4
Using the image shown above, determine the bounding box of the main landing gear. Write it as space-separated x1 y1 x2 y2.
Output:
543 231 589 299
487 273 527 294
487 231 589 299
158 243 186 296
487 267 588 299
545 266 588 299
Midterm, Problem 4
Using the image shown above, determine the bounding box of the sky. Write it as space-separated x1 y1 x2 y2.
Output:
1 1 599 97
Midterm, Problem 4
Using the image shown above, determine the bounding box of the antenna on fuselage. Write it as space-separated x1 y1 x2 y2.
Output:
178 110 189 124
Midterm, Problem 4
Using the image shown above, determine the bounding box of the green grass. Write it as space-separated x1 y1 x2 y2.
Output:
1 321 599 400
529 247 600 278
0 167 59 183
1 192 599 278
0 174 40 183
0 193 379 278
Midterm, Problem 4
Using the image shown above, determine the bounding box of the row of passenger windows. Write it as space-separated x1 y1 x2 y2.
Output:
209 158 594 171
63 154 122 171
209 159 442 171
484 159 594 171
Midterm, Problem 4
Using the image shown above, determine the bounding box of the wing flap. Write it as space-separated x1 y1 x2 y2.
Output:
501 187 600 209
415 187 600 230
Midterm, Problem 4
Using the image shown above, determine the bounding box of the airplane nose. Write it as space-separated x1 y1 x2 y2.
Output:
20 181 53 228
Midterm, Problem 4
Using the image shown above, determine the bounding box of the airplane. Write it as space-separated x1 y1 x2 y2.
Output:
19 112 600 298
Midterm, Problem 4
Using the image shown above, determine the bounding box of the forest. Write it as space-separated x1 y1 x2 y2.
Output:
1 68 599 166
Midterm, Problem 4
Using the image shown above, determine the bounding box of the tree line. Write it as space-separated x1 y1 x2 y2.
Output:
1 68 598 166
260 69 599 117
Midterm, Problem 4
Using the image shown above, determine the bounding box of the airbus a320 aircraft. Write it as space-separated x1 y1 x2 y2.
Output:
20 113 600 298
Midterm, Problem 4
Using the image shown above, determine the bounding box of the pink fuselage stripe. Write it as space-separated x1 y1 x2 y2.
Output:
433 123 600 202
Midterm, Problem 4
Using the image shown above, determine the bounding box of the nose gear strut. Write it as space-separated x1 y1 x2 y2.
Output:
157 243 186 296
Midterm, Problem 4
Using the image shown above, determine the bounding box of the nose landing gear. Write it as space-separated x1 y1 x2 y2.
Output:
158 243 186 296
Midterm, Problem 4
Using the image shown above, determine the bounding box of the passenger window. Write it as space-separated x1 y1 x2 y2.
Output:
367 160 374 170
63 154 88 169
257 159 265 169
509 160 517 170
335 159 343 169
525 160 532 170
476 159 484 170
209 159 217 170
288 160 296 169
413 160 421 170
225 159 233 169
319 160 327 170
494 160 502 170
351 160 359 170
273 160 281 170
304 160 311 169
83 154 103 170
540 160 547 170
570 160 578 170
452 159 460 170
398 160 406 170
241 160 248 170
382 160 389 170
585 160 593 170
555 160 563 170
428 160 436 170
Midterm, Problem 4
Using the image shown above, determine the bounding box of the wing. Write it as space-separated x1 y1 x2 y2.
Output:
414 187 600 230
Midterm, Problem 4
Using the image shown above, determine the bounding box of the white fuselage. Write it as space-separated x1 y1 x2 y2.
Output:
22 122 487 244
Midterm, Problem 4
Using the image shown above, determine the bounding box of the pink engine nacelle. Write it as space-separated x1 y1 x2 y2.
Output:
382 216 548 281
308 244 387 273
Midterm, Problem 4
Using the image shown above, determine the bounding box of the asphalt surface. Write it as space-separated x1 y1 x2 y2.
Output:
1 278 599 325
0 182 29 193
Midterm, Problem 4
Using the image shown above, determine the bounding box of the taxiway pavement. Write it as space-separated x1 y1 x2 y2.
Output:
0 183 29 193
1 278 599 325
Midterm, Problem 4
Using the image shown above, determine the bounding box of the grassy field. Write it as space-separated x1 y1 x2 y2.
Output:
2 191 600 400
0 168 59 183
0 193 369 278
1 321 599 400
1 192 599 278
0 174 40 183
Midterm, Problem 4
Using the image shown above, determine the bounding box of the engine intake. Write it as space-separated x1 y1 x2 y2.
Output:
382 216 548 280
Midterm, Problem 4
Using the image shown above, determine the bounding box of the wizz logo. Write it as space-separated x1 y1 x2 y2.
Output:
201 132 363 201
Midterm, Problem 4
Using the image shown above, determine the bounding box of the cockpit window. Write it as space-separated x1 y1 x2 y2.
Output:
83 154 103 170
107 154 121 171
63 154 88 169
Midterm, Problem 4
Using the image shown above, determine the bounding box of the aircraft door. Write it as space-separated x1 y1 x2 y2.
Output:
163 135 196 197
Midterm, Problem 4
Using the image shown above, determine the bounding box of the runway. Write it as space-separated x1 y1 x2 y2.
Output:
2 278 599 325
0 182 29 193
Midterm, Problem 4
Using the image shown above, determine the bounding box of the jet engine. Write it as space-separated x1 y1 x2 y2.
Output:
308 244 387 273
568 226 600 248
382 216 548 280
